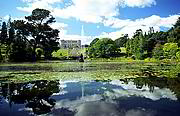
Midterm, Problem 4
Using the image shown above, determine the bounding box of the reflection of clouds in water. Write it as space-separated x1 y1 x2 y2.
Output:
21 80 177 116
109 80 177 101
52 91 68 96
51 100 156 116
125 109 156 116
75 102 156 116
49 93 157 116
75 101 121 116
54 94 103 111
53 80 70 96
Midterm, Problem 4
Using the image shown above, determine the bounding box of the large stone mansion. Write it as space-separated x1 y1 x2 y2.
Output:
60 40 81 49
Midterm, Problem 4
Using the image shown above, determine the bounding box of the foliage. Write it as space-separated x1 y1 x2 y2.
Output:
14 8 60 60
167 17 180 46
125 31 145 59
176 51 180 60
163 43 178 59
114 34 128 48
0 22 8 44
52 49 68 59
125 29 170 59
88 38 121 58
36 48 44 60
52 49 82 59
0 9 59 62
144 58 158 63
89 38 99 47
174 17 180 28
9 38 32 62
152 43 164 59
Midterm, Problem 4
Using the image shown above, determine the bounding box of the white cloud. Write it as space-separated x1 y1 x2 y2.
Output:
50 22 68 29
104 15 180 29
17 0 158 23
158 15 180 28
108 80 177 101
17 0 63 13
3 15 25 21
120 0 156 8
51 0 120 23
21 0 62 4
100 14 180 39
3 15 10 20
51 0 157 23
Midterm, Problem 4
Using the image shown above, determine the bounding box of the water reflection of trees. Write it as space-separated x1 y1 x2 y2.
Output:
120 77 180 100
0 80 60 115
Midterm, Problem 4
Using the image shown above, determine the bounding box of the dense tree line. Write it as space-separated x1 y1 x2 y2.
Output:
88 38 121 58
0 8 60 62
88 17 180 60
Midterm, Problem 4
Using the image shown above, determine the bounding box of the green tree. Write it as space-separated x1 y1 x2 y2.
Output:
114 34 128 48
0 22 8 61
163 43 178 59
174 17 180 28
9 37 31 62
88 38 100 57
152 43 164 59
167 17 180 46
0 21 15 61
90 38 99 47
133 29 143 38
88 38 120 58
129 30 145 59
125 39 131 56
146 37 157 57
14 8 60 61
0 22 8 44
168 28 180 46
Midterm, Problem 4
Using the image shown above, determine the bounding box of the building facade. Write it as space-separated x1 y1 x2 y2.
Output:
60 40 81 49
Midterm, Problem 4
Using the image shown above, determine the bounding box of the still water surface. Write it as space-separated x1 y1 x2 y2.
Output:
0 77 180 116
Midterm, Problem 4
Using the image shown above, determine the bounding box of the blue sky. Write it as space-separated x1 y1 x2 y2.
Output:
0 0 180 44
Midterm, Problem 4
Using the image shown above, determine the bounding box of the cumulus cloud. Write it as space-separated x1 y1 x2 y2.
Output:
15 0 179 44
120 0 156 8
99 14 180 39
21 0 62 4
3 15 10 20
50 22 68 29
17 0 158 23
17 0 63 13
51 0 120 23
3 15 25 21
108 80 177 101
104 15 180 29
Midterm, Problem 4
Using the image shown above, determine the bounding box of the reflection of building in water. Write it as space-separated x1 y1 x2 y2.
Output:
60 40 81 49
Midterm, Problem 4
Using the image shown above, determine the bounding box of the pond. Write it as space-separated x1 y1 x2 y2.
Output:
0 77 180 116
0 61 179 81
